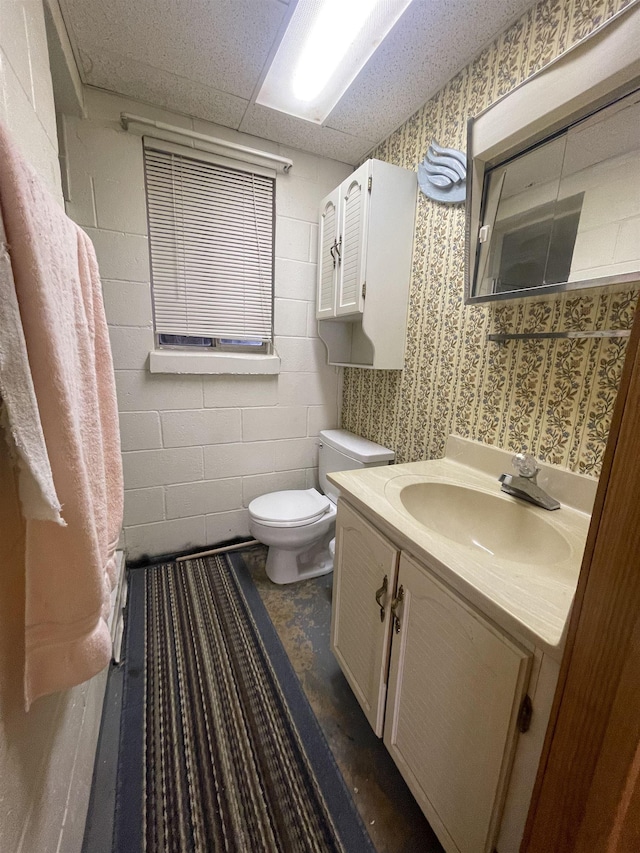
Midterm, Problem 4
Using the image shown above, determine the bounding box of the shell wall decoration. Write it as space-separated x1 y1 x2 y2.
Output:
418 141 466 203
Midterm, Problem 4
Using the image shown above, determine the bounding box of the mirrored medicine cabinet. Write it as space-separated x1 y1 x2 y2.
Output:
465 2 640 304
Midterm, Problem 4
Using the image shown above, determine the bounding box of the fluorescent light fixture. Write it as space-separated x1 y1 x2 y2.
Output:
257 0 415 124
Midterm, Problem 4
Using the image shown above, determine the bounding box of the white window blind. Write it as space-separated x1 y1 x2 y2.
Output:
144 145 275 342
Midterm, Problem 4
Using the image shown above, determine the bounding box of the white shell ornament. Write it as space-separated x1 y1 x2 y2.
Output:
417 141 467 203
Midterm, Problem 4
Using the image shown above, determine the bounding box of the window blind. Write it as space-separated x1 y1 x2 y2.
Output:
144 145 275 341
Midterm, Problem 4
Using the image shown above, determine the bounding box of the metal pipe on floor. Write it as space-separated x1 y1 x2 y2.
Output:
176 540 261 562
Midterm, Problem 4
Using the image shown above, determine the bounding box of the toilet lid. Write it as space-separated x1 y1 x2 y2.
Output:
249 489 331 525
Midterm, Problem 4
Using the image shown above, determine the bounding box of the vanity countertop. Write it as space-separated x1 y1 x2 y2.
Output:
328 437 595 658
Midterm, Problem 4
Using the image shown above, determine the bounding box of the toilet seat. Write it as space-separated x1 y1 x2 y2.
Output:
249 488 331 528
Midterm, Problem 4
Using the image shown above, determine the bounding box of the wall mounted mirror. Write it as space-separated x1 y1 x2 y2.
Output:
465 2 640 304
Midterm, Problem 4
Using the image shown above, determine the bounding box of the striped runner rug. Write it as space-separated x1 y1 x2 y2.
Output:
113 552 374 853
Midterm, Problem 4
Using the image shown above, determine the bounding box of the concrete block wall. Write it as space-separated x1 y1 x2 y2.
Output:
0 0 62 202
62 88 352 559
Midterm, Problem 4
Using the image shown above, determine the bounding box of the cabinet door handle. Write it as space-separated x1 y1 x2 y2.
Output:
390 585 404 633
335 237 342 265
375 575 388 621
329 240 337 268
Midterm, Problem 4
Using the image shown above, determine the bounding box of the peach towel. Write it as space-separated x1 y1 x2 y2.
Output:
0 122 124 709
0 211 63 525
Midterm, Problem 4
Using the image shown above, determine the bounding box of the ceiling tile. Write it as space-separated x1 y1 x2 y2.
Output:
239 103 377 165
81 50 249 129
60 0 289 99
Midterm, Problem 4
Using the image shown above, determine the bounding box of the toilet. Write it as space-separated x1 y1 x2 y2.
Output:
248 429 394 584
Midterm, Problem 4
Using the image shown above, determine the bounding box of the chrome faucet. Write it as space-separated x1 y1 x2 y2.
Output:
499 453 560 511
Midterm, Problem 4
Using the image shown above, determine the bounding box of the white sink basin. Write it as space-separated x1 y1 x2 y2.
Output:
329 440 595 652
390 480 572 564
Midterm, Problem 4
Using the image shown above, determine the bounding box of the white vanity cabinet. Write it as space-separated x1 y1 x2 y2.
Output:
316 159 417 369
384 552 531 853
330 500 399 735
331 501 535 853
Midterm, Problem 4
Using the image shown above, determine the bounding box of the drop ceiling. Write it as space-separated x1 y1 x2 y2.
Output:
58 0 537 165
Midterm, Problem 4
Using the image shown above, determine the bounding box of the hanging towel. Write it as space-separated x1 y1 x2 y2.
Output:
0 121 124 709
0 214 63 525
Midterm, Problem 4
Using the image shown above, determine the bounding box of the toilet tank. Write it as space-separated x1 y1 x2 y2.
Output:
318 429 394 503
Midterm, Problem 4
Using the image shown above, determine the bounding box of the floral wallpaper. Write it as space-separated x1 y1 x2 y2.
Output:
341 0 637 477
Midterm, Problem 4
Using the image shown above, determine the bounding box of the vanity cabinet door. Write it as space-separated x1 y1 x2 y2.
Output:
331 501 399 736
384 552 531 853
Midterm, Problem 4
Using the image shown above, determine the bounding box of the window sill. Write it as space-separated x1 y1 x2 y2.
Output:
149 349 281 375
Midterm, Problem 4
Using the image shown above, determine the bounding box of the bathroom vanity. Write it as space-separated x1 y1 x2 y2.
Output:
328 437 595 853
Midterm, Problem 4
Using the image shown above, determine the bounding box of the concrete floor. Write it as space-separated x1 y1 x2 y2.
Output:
244 545 443 853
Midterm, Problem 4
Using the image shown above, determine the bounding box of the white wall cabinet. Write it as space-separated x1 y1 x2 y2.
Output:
331 501 551 853
316 159 417 369
317 186 341 319
317 166 369 319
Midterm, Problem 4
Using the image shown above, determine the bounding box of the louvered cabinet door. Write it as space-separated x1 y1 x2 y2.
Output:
384 553 532 853
316 190 339 319
330 501 399 736
336 161 369 317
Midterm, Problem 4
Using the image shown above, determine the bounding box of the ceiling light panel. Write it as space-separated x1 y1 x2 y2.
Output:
256 0 415 124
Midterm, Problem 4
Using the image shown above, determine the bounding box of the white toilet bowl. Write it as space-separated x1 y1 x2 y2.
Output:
248 488 337 584
248 429 394 585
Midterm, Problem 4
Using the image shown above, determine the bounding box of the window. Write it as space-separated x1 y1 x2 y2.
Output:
143 142 275 353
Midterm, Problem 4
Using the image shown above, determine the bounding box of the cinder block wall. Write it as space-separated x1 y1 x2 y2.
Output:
62 88 352 559
0 0 61 200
